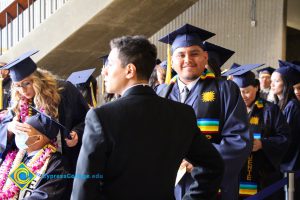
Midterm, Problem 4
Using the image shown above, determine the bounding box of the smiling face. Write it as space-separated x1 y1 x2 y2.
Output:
12 77 35 99
172 45 208 84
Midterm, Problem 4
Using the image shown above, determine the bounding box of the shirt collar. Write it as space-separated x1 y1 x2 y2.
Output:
177 77 200 93
121 83 149 96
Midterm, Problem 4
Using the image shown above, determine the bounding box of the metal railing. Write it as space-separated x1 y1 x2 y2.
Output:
0 0 68 55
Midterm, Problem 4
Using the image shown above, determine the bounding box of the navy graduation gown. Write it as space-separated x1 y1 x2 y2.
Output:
281 99 300 170
157 78 251 200
239 99 289 199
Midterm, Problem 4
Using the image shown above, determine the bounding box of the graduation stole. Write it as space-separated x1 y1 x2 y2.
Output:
0 145 56 199
169 70 222 142
239 98 265 197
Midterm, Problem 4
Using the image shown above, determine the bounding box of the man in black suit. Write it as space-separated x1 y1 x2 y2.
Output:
71 35 224 200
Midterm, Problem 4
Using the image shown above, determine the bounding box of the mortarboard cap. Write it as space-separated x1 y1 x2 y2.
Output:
67 68 96 85
222 63 264 88
159 60 177 77
159 23 215 51
30 106 71 139
230 63 241 70
3 50 39 82
257 66 275 75
203 42 235 68
25 113 59 140
276 60 300 86
222 63 264 77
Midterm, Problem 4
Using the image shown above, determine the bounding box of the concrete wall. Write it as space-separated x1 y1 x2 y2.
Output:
149 0 287 70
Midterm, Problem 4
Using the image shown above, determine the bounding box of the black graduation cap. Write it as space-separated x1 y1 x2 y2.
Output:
222 63 264 88
276 60 300 86
203 42 235 68
159 23 215 51
66 68 96 85
30 106 71 139
257 66 275 75
3 50 39 82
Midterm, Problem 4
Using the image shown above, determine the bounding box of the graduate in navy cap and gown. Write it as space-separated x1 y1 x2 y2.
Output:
0 51 89 181
67 68 98 108
271 60 300 198
157 23 251 200
225 64 290 200
256 67 275 101
0 108 69 199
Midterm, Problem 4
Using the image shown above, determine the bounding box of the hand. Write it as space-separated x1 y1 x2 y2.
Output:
7 120 25 134
180 159 194 173
252 139 262 152
65 131 78 147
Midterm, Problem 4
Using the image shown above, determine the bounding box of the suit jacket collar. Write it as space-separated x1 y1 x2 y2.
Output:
122 84 156 97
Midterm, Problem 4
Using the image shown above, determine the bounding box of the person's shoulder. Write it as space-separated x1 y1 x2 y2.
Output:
262 99 280 112
286 98 300 110
217 78 238 89
155 83 169 94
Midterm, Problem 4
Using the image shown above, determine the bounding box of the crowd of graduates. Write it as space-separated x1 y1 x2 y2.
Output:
0 23 299 200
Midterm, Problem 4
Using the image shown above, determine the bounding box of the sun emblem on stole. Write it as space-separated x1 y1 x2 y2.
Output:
250 116 259 125
202 91 215 102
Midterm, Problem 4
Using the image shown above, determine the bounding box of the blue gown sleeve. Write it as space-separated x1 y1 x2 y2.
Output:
217 80 252 188
0 110 14 151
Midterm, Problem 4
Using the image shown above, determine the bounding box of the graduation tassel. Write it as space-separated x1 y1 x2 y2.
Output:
101 74 105 95
90 82 97 108
0 77 3 110
165 44 172 84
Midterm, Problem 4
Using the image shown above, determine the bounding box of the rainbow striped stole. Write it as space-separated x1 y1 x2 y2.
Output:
197 118 219 134
239 181 258 196
253 133 261 140
169 69 215 84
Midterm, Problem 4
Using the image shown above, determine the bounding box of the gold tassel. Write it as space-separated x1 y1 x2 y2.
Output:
101 63 105 95
0 77 3 110
165 44 172 84
90 82 97 108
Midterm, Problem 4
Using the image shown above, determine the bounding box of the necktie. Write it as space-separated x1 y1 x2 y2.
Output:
181 86 189 103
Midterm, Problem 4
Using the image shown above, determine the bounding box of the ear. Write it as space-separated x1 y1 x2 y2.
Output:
125 63 137 79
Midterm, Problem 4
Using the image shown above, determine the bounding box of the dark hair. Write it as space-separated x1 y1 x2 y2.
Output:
254 79 261 100
273 74 296 110
110 35 157 80
148 67 158 89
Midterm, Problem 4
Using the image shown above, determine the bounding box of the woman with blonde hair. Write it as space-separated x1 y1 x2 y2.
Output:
0 51 89 190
